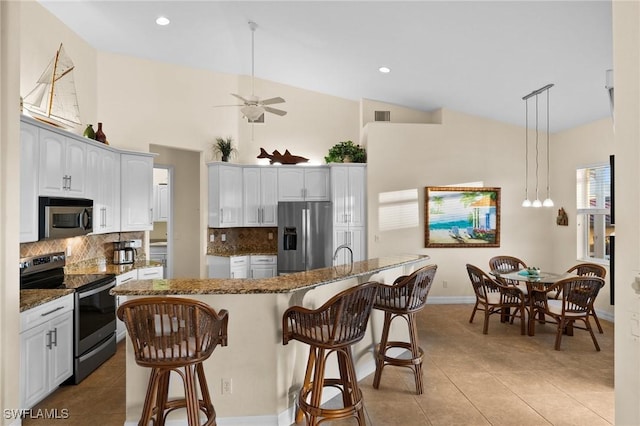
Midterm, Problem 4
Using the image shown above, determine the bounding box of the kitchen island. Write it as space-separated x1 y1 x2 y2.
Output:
112 254 430 426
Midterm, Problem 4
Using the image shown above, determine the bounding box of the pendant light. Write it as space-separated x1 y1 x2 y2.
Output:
522 83 554 208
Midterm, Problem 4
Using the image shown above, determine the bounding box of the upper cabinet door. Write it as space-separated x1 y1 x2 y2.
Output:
259 168 278 226
120 153 153 231
277 168 305 201
304 168 330 201
20 122 39 243
38 129 86 197
243 167 261 226
331 165 366 227
244 167 278 227
208 164 243 227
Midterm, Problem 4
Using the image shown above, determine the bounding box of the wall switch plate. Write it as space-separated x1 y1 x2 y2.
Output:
209 234 215 242
268 232 273 240
221 234 226 242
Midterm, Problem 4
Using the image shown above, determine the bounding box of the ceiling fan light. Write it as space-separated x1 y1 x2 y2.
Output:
241 105 264 121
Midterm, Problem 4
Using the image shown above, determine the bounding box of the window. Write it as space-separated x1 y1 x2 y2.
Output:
576 164 612 263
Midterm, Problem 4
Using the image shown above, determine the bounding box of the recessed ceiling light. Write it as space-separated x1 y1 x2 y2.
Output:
156 16 170 26
379 66 391 73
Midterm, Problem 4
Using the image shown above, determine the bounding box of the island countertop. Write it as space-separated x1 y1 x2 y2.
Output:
111 254 430 296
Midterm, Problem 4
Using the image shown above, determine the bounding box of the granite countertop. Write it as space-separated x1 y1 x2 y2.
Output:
112 254 430 296
20 289 74 312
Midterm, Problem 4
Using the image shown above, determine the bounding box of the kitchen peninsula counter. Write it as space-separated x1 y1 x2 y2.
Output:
111 254 428 296
116 254 430 425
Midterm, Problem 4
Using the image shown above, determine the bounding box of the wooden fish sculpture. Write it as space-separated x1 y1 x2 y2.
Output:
257 148 309 165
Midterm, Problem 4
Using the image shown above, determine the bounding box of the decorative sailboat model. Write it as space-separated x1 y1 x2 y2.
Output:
23 43 81 128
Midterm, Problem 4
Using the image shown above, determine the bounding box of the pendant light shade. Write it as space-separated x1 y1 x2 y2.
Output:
522 83 554 209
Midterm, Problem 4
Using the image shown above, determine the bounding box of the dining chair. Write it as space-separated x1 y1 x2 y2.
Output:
531 276 605 351
566 263 607 333
466 264 527 335
488 255 529 296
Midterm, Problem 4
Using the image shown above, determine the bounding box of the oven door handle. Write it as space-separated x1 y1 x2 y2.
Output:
78 280 116 299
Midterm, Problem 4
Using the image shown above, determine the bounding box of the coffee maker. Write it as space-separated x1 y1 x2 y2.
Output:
113 241 135 265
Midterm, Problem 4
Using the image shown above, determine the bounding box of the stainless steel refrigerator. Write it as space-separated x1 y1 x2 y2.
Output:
277 201 333 274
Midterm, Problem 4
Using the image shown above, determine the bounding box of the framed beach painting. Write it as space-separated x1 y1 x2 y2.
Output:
425 187 501 248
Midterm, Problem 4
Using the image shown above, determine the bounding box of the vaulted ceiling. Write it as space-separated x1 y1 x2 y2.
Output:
39 0 613 132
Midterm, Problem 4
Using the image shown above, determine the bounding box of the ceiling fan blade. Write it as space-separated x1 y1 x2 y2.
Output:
264 106 287 116
212 104 244 108
230 93 249 103
260 97 285 106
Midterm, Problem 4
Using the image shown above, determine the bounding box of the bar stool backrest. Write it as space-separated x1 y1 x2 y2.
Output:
117 297 228 368
377 264 437 312
282 282 378 349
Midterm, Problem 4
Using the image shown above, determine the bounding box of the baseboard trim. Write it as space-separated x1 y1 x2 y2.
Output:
427 296 476 304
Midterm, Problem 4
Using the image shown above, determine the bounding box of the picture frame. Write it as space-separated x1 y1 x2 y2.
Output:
425 186 501 248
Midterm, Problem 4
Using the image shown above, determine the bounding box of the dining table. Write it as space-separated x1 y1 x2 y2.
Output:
490 269 577 336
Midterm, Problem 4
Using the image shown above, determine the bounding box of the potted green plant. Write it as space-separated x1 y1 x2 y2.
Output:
212 136 236 162
324 140 367 163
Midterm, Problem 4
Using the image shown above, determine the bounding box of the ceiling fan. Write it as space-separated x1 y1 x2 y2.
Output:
218 21 287 122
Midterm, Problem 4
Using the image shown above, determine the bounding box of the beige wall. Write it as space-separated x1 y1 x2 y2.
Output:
1 2 22 424
612 1 640 424
361 98 439 130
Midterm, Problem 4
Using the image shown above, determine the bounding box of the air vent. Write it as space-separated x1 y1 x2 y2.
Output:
375 111 391 122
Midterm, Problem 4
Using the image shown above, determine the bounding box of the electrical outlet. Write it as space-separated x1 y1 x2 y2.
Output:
221 234 226 242
221 378 232 395
209 234 215 242
131 239 142 248
66 245 72 257
268 232 273 240
443 281 448 288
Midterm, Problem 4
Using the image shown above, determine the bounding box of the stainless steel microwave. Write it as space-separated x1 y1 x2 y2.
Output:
38 197 93 240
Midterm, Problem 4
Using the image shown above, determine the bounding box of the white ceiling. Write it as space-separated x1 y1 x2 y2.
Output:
38 0 613 132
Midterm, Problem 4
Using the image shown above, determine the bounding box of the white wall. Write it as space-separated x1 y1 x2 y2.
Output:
612 1 640 424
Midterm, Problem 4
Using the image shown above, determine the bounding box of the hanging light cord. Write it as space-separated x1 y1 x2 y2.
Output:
535 93 539 201
524 99 529 199
546 89 551 198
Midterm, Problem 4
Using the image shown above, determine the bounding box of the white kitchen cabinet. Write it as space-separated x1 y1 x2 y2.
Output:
154 183 169 222
114 270 137 342
20 294 74 409
208 163 243 227
20 121 40 243
250 255 277 278
86 144 120 234
277 166 330 201
120 153 154 231
333 227 366 264
330 164 366 228
38 128 87 197
207 256 248 279
243 167 278 227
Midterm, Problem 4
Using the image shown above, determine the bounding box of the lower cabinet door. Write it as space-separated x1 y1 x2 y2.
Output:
49 313 73 389
20 324 49 409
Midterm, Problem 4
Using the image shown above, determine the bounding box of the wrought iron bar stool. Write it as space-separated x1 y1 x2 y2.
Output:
117 297 228 426
372 264 437 395
282 282 378 426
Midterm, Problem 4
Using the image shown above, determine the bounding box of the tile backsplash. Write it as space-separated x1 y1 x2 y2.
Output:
20 232 146 266
207 227 277 255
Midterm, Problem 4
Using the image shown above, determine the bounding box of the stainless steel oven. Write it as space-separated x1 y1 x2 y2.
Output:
38 197 93 240
20 252 116 384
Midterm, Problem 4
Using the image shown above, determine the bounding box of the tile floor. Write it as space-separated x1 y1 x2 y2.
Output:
22 304 613 425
